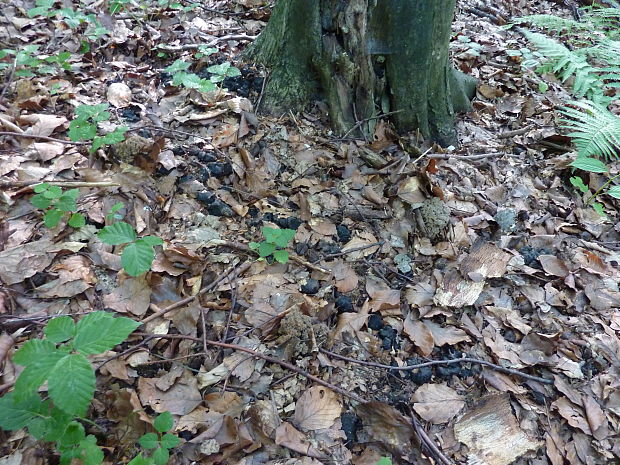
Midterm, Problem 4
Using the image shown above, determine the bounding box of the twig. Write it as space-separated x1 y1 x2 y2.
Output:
0 131 89 145
498 126 533 138
320 349 553 385
316 241 384 262
156 34 256 52
340 110 403 140
134 332 366 404
0 180 120 188
141 261 251 324
409 411 453 465
426 152 505 160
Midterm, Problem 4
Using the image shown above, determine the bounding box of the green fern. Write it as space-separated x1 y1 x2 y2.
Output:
560 100 620 160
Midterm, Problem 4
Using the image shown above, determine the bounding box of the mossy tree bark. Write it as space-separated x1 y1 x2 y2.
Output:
246 0 476 146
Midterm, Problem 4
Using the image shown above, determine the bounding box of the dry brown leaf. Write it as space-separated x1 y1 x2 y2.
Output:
332 261 359 293
403 314 434 356
275 422 324 458
460 242 511 281
293 386 341 432
107 82 132 108
366 275 400 312
455 394 542 465
552 397 591 435
0 240 56 285
434 269 485 307
423 320 470 346
582 395 608 440
102 274 151 315
411 383 465 424
138 374 202 415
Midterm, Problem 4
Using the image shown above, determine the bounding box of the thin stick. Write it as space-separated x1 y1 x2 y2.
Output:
0 180 120 188
134 332 366 404
156 34 256 52
141 261 250 324
320 349 553 385
0 131 89 145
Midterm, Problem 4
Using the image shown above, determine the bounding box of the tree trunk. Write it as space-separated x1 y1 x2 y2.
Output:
246 0 476 146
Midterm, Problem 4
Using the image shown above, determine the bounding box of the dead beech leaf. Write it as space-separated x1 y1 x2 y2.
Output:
0 240 55 285
538 254 570 278
332 261 359 293
275 422 323 458
552 397 591 435
460 242 511 281
423 320 470 346
455 394 542 465
433 269 485 307
138 374 202 415
107 82 132 108
366 275 400 312
293 386 341 432
411 383 465 424
582 395 608 440
403 314 434 356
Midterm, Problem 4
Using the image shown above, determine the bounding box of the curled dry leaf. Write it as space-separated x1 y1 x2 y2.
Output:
107 82 132 108
434 269 485 307
293 386 341 432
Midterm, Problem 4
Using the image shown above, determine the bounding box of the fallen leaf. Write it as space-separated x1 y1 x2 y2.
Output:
411 383 465 424
293 386 341 432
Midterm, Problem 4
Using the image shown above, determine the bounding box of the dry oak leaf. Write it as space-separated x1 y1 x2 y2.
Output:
332 261 359 293
0 240 56 285
460 242 511 281
433 269 485 307
293 386 341 432
403 314 434 356
423 320 470 346
411 383 465 424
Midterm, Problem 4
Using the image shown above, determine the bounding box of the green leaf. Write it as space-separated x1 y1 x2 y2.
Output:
164 59 190 73
569 176 589 193
78 435 104 465
128 453 152 465
68 213 86 228
139 236 164 246
139 432 159 449
59 421 86 447
248 242 260 250
160 433 180 449
592 202 606 216
31 193 52 209
0 392 48 430
152 447 169 465
154 411 173 433
570 156 608 173
607 186 620 198
376 458 392 465
48 353 95 416
273 229 296 248
98 221 137 245
56 189 79 211
14 350 68 398
13 339 57 365
109 202 125 214
44 208 64 228
45 316 76 343
122 241 156 276
73 311 140 355
43 185 62 199
39 406 73 441
68 118 97 142
91 126 128 152
34 182 50 193
272 249 289 264
257 242 276 258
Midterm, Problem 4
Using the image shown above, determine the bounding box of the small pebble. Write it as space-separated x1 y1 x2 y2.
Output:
206 162 233 177
336 224 351 243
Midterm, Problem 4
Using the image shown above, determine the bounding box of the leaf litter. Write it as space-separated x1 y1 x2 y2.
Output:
1 0 620 464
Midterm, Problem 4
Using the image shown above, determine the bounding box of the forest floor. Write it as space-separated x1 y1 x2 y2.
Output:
1 0 619 464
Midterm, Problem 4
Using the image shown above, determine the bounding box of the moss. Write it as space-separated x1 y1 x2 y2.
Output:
420 197 450 240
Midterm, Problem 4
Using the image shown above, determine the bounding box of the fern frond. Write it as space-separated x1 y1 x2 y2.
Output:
559 101 620 160
514 14 582 33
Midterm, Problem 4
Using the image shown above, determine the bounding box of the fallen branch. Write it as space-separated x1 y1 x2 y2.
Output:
0 180 120 188
156 34 256 52
320 348 554 385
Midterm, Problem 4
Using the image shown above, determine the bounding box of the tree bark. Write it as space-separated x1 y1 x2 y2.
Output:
246 0 476 146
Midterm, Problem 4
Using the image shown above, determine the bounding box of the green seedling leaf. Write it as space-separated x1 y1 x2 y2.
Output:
248 242 260 250
91 126 128 152
98 221 137 245
14 350 67 398
68 213 86 228
47 353 95 416
69 118 98 142
160 433 180 449
569 176 589 193
153 447 170 465
0 392 49 430
139 432 159 449
59 421 86 447
154 411 174 433
43 185 63 199
34 182 50 193
73 311 140 355
121 241 157 276
31 194 52 210
78 435 104 465
273 249 289 264
571 157 608 173
13 338 57 365
45 316 76 343
592 202 606 216
607 186 620 199
44 209 64 228
258 242 276 258
56 189 79 211
164 59 191 73
273 229 296 248
139 236 164 246
376 458 392 465
128 454 151 465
